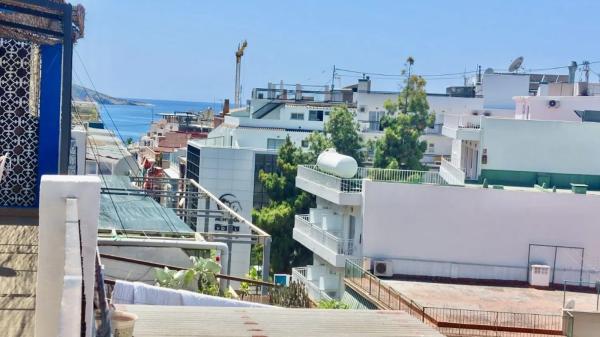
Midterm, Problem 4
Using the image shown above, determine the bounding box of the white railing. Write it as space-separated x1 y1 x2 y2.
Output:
298 165 448 193
297 165 363 192
356 167 447 185
444 114 482 129
439 158 465 186
295 215 354 255
292 267 333 302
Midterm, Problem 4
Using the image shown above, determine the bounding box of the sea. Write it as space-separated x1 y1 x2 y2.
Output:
98 98 223 141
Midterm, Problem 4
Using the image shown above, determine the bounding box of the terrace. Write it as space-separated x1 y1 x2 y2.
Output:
442 114 482 140
296 165 450 205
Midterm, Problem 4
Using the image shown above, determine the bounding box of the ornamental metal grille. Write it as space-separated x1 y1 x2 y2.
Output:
0 38 40 207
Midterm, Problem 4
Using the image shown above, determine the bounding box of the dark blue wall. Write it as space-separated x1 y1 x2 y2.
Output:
36 44 63 205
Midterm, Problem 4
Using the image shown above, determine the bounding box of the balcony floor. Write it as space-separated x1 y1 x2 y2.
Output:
0 224 38 337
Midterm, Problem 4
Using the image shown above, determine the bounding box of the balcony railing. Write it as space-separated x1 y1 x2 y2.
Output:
439 158 465 186
443 114 482 129
295 215 354 255
292 267 333 302
298 165 448 193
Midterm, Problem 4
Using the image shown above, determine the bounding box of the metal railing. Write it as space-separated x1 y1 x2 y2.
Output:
297 165 363 192
444 114 482 129
344 259 567 337
298 165 448 193
292 267 333 302
295 215 353 255
439 157 466 186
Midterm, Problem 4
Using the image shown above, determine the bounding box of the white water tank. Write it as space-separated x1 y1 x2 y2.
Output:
316 149 358 178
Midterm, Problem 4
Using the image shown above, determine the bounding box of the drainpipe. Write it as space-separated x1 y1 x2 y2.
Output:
97 238 230 290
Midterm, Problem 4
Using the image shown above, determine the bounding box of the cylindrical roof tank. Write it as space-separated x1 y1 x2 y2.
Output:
316 149 358 178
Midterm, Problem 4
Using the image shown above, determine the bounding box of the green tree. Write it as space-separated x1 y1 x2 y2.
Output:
304 131 333 163
374 68 434 170
324 106 364 164
252 137 313 273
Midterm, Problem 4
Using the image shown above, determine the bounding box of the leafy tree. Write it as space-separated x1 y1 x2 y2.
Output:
304 131 333 163
374 64 434 170
324 106 364 164
318 299 349 309
252 137 313 273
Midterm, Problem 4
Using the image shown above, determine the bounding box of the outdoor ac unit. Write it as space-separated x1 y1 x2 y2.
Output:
548 99 560 108
529 264 551 287
373 260 393 277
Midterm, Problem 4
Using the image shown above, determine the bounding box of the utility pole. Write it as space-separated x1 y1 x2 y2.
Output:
234 40 248 108
331 65 336 90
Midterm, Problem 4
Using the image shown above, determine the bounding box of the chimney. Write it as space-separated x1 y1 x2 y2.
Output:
223 99 230 115
295 83 302 100
358 77 371 92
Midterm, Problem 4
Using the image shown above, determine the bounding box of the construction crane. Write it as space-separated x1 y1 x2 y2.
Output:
234 40 248 108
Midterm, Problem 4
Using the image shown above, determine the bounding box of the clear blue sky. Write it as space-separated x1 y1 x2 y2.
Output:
73 0 600 102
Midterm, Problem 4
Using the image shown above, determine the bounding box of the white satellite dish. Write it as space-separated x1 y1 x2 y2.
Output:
484 68 494 75
509 56 524 72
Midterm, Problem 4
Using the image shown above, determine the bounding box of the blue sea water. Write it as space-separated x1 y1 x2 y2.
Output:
98 99 222 141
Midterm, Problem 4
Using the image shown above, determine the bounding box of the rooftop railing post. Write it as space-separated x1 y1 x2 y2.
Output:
261 236 271 295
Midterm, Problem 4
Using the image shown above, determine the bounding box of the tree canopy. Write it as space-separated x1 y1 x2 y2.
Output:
324 106 364 164
374 71 434 170
252 137 313 273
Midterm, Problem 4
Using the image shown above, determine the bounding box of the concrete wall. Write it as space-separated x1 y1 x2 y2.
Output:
36 175 101 337
565 310 600 337
515 95 600 122
482 73 530 109
361 180 600 283
480 118 600 176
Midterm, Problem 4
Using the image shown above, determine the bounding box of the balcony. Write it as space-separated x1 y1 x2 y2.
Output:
291 267 334 302
296 165 448 205
293 215 354 267
441 114 482 140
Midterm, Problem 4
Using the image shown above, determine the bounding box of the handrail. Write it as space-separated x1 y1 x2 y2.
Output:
295 215 353 255
99 253 277 287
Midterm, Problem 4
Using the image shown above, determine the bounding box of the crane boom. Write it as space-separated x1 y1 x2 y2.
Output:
234 40 247 107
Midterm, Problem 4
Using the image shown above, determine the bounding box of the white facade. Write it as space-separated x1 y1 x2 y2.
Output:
515 95 600 122
293 165 600 299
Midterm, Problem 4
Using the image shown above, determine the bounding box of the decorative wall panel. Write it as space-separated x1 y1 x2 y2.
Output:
0 38 40 207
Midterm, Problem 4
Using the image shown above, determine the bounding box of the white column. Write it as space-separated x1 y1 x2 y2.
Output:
35 175 101 337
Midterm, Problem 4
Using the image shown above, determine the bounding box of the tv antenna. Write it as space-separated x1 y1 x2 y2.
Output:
508 56 524 73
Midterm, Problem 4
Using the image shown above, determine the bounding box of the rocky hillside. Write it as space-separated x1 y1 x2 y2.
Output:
72 84 144 105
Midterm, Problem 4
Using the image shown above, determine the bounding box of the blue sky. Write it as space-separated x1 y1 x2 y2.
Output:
73 0 600 102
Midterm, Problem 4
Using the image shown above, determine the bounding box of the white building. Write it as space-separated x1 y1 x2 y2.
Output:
291 157 600 301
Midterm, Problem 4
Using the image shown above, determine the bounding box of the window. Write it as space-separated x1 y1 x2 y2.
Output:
324 110 330 116
427 142 435 153
267 138 285 150
253 153 278 208
290 113 304 120
309 110 324 121
301 139 309 148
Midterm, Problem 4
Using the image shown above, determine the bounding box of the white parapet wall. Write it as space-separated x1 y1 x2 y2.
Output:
35 175 101 337
564 310 600 337
361 180 600 284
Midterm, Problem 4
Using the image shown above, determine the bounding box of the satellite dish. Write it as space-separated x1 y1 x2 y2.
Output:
484 68 494 75
509 56 524 72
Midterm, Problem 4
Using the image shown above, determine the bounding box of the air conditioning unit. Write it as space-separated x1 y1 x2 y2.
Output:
548 99 560 108
373 260 393 277
529 264 551 287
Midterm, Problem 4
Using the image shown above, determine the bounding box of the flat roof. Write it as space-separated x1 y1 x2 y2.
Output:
383 279 598 314
0 224 38 337
118 305 445 337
